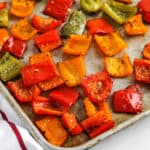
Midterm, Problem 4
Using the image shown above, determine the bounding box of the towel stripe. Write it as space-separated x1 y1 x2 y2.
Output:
0 110 27 150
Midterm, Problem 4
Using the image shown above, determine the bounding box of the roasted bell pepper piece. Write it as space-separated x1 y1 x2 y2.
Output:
32 14 62 33
134 58 150 84
61 10 86 37
81 71 113 104
38 76 64 91
36 116 68 146
83 97 97 117
0 2 7 9
34 30 62 52
116 0 132 4
61 112 83 135
62 34 92 55
10 0 35 18
3 36 27 58
86 18 115 35
29 51 64 91
138 0 150 23
142 42 150 60
0 9 9 27
94 32 127 56
80 0 102 13
32 100 62 116
21 61 57 87
124 14 148 36
49 85 80 108
104 53 133 77
89 121 115 138
29 51 54 65
99 102 113 120
7 79 39 103
101 0 137 24
113 84 142 113
58 56 86 87
44 0 74 21
0 52 23 82
11 18 37 41
0 28 9 52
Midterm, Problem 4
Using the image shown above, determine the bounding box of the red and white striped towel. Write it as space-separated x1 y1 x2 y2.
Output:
0 94 43 150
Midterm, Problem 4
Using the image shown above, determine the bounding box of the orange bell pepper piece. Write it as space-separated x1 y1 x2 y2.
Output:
36 116 68 146
11 18 37 41
124 14 148 36
29 51 64 91
104 53 133 77
83 97 97 117
0 28 9 52
10 0 35 18
58 56 86 87
62 34 92 55
142 42 150 60
94 32 127 56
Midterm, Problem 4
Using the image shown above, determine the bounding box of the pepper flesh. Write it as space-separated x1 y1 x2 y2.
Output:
134 58 150 84
61 10 86 37
104 53 133 77
32 14 62 33
80 0 102 13
113 84 142 113
0 9 9 27
62 34 92 55
44 0 74 21
0 52 23 82
34 30 62 52
36 116 68 146
58 56 86 87
3 36 27 58
94 32 127 56
124 14 148 35
11 18 37 41
101 1 137 24
142 42 150 60
10 0 35 18
61 113 83 135
86 18 115 35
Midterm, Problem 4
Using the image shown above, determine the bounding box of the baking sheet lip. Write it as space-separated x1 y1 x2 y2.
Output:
1 81 150 150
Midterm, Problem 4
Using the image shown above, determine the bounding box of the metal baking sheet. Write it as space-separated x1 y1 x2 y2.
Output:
0 0 150 149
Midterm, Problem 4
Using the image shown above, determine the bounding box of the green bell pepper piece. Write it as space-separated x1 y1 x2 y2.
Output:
61 10 86 37
0 9 9 27
80 0 102 13
0 52 23 82
101 1 137 24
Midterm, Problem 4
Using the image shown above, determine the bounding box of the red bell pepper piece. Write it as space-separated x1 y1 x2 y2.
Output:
0 2 7 9
81 71 113 104
138 0 150 23
61 113 83 135
49 85 80 108
113 84 142 113
134 59 150 84
44 0 74 21
86 18 115 35
89 121 115 138
7 79 39 103
21 61 57 87
3 36 27 58
34 30 62 52
32 14 62 33
32 100 62 116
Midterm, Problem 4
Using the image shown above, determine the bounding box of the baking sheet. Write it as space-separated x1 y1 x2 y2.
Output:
0 0 150 149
